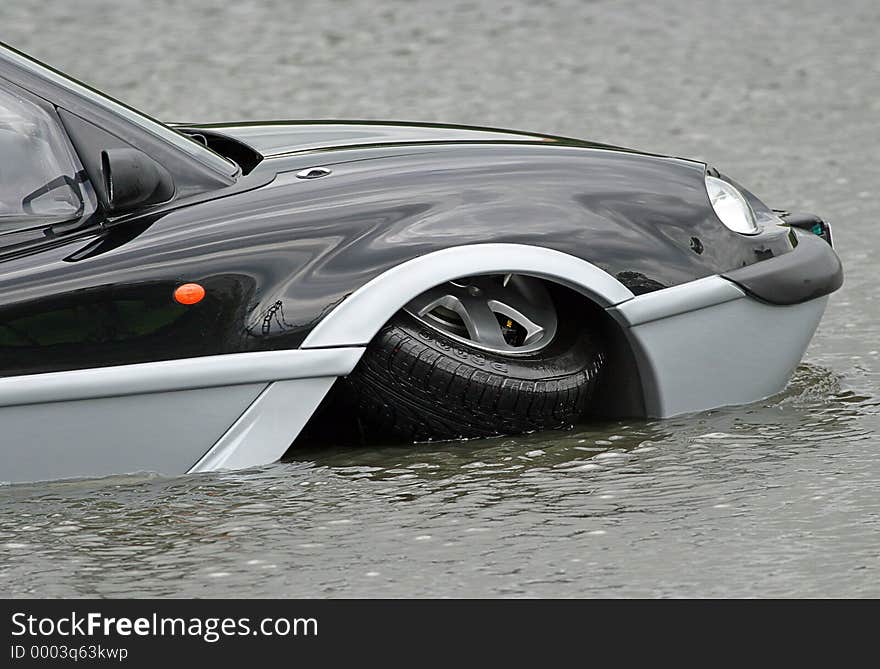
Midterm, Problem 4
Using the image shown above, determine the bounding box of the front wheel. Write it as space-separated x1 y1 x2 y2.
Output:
343 275 606 441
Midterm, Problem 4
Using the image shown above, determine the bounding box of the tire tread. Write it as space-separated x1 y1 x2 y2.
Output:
344 310 605 440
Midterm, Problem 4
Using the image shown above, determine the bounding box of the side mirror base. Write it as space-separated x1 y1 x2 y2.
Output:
101 148 175 214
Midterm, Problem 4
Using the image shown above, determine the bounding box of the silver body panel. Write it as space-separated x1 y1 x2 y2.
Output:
189 377 337 473
0 349 362 484
2 384 266 484
0 244 829 484
0 348 362 407
612 291 828 417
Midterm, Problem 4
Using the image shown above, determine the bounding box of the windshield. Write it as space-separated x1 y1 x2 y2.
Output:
0 87 83 226
0 43 237 178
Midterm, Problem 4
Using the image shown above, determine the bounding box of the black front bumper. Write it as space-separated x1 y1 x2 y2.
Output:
722 214 843 305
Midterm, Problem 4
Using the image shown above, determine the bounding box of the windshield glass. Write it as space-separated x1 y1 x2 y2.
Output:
0 87 83 225
1 44 237 178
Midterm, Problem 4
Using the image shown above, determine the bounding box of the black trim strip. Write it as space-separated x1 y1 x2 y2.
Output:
722 229 843 305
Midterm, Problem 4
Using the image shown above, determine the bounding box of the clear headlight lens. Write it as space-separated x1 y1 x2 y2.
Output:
705 175 759 235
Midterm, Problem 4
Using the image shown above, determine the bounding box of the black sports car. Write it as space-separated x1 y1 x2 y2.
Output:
0 43 842 483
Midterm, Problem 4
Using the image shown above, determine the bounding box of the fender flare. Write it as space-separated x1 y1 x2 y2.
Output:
301 243 636 349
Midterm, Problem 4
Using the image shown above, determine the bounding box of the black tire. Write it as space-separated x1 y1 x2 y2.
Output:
343 294 606 441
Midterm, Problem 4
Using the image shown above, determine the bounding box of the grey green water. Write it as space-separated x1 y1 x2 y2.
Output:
1 0 879 597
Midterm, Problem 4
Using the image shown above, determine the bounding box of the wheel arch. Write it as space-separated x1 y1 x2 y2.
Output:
301 243 635 349
300 243 648 419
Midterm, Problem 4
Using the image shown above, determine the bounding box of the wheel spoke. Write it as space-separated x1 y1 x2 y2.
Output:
404 284 460 317
487 299 544 343
456 292 510 348
403 274 558 355
475 277 555 336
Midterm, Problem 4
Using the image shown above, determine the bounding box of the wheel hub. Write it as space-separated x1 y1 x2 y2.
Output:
403 274 558 355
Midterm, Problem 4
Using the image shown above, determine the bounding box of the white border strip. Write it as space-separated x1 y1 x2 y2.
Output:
302 243 635 349
0 348 364 408
610 275 745 326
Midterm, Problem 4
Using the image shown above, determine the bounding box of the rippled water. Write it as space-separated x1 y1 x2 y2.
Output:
1 0 879 597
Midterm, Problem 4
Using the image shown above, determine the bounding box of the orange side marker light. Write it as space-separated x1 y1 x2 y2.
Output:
174 283 206 305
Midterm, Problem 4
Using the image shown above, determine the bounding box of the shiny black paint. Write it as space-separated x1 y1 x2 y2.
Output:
177 119 642 158
0 44 804 377
0 132 797 376
723 228 843 305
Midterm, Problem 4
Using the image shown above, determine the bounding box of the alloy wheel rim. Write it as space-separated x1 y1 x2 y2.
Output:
404 274 558 355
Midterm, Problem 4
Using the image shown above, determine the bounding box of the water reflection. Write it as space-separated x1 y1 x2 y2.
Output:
290 419 668 481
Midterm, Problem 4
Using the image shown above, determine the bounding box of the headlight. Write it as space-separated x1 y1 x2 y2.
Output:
705 175 759 235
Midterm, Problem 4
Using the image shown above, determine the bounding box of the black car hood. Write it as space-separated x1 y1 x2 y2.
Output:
178 120 644 159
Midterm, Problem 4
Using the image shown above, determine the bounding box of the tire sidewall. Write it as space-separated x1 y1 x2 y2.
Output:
392 309 602 381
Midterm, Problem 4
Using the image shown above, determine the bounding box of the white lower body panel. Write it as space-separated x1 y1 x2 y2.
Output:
189 377 337 473
1 384 266 484
0 349 363 484
610 279 829 417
